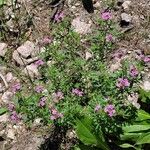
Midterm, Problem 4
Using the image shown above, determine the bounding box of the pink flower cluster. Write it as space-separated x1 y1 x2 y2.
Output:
94 104 101 112
11 82 21 93
35 59 45 67
38 97 46 107
116 78 130 89
101 12 112 20
50 108 63 120
43 36 52 44
35 85 44 93
143 56 150 63
106 34 113 42
8 103 15 112
72 88 84 97
54 11 64 22
52 91 64 103
10 111 20 123
129 65 138 78
137 53 150 63
112 49 126 60
104 104 116 117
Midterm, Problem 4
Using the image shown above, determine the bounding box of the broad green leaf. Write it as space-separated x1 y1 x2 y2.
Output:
77 143 98 150
0 0 5 6
123 125 150 133
120 133 142 141
137 110 150 121
76 117 110 150
0 108 7 115
136 133 150 145
120 143 135 149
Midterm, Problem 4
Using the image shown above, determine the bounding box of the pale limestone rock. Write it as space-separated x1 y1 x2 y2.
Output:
1 91 13 103
22 64 40 79
0 43 8 57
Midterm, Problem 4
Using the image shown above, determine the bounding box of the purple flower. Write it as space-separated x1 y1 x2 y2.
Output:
50 115 57 120
39 36 52 46
104 104 116 117
54 11 64 22
11 82 21 93
35 59 44 66
10 111 20 123
51 108 58 115
50 108 63 120
72 88 84 96
106 34 113 42
38 97 46 107
8 103 15 112
94 104 101 112
129 65 138 78
116 78 130 89
112 50 125 59
52 91 64 103
101 12 112 20
143 56 150 63
35 85 44 93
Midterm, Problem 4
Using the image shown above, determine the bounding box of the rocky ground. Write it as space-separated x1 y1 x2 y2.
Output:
0 0 150 150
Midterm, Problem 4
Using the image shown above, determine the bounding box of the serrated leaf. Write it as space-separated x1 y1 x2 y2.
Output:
136 133 150 145
76 117 110 150
0 108 7 115
120 143 135 148
123 125 150 133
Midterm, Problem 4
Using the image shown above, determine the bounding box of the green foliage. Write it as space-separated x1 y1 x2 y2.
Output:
0 108 7 115
75 117 110 150
139 89 150 103
0 0 5 6
137 110 150 121
122 125 150 133
120 109 150 149
3 9 147 150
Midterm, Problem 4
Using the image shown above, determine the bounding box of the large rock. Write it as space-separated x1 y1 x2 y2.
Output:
12 50 38 66
121 13 132 22
0 43 8 57
121 13 132 26
13 41 39 66
1 91 13 103
143 81 150 91
22 64 40 79
7 128 16 140
17 41 36 58
0 114 9 123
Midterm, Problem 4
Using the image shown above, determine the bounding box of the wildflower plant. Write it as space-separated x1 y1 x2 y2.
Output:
6 11 147 149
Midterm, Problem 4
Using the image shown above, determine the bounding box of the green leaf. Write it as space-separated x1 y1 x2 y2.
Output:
137 110 150 121
123 125 150 133
120 143 135 148
76 117 110 150
0 108 7 115
120 133 142 141
139 89 150 103
136 133 150 145
0 0 5 6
